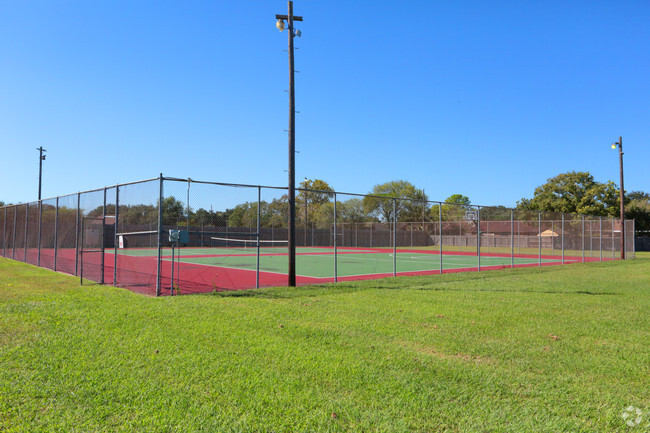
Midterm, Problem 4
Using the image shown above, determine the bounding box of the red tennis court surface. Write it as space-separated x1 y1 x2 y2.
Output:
26 246 608 296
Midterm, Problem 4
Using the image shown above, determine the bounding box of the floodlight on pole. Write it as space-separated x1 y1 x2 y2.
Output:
611 136 625 260
275 1 303 287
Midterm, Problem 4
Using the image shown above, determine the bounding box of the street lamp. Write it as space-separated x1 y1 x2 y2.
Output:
37 147 47 200
276 1 303 286
611 136 625 260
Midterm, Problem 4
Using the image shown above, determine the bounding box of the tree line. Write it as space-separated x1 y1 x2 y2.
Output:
3 172 649 233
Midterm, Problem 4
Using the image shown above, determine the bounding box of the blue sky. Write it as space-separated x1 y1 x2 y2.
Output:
1 0 649 207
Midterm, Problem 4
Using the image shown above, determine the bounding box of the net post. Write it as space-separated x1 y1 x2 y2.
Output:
114 185 119 286
562 212 564 264
24 203 28 262
256 186 261 289
37 200 42 266
101 187 106 284
54 197 59 271
75 193 80 275
334 193 338 282
392 198 397 277
156 174 163 297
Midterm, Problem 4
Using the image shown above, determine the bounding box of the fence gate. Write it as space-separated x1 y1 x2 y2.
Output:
80 216 105 285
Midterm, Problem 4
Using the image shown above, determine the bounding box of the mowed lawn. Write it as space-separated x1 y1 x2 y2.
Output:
0 255 649 432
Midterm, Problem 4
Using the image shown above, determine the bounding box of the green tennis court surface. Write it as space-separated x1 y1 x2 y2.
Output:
115 247 563 278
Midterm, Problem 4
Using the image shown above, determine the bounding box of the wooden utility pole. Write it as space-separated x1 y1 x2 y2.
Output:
276 2 303 286
37 147 46 200
616 136 625 260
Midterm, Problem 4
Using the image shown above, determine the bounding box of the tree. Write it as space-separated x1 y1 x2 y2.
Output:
337 198 372 223
161 196 186 225
362 180 428 222
445 194 471 206
626 191 650 234
190 208 229 227
430 194 472 221
267 195 289 228
628 191 650 201
297 179 334 225
227 201 258 228
517 171 620 217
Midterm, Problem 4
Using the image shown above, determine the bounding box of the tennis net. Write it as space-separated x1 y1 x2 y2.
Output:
210 236 288 251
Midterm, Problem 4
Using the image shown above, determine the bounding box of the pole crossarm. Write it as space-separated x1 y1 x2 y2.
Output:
275 14 303 21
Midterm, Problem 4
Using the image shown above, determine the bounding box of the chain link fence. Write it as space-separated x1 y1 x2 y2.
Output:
0 176 635 295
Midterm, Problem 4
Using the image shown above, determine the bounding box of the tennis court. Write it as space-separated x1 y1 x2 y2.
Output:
1 176 631 296
107 241 578 295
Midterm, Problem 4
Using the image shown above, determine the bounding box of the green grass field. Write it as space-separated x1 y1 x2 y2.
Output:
1 254 649 432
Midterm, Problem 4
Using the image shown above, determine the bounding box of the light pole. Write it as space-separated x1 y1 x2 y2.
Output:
37 147 47 200
276 1 303 286
611 136 625 260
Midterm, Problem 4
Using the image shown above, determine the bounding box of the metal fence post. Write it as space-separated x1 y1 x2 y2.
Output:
551 220 554 256
393 198 397 277
538 211 542 266
156 174 163 296
334 193 338 282
12 206 17 259
75 193 80 276
612 218 616 260
101 188 106 284
582 215 585 263
510 209 514 268
632 219 635 259
37 201 42 266
54 197 59 271
439 203 443 274
562 212 564 264
186 179 191 229
477 207 481 271
256 186 261 289
114 185 119 286
599 217 602 261
24 203 29 262
2 207 6 257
